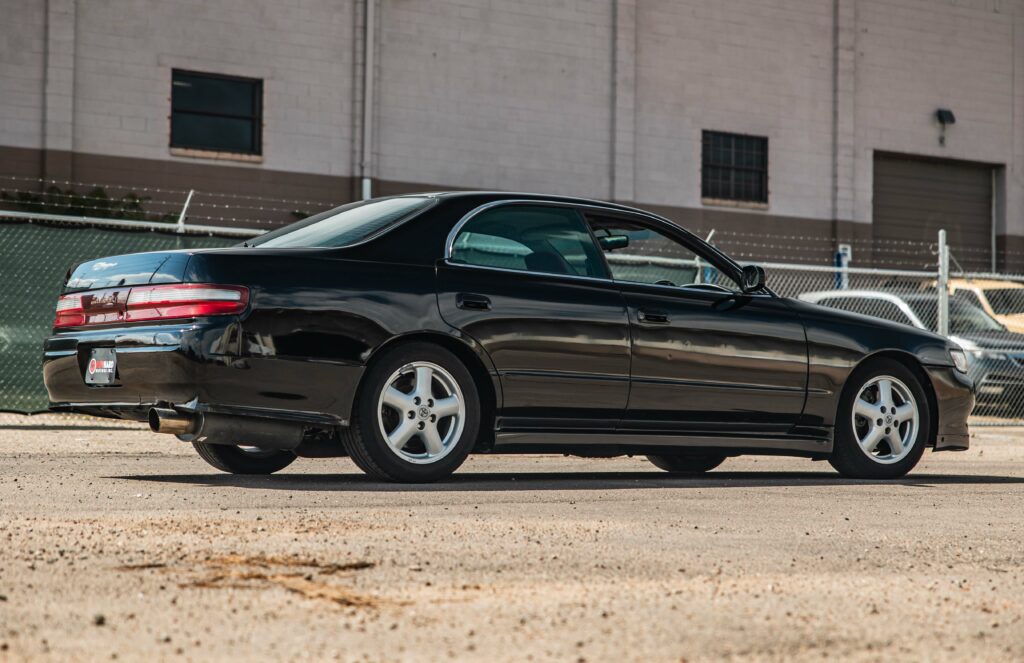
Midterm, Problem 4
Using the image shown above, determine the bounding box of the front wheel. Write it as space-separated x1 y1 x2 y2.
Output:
647 453 727 475
340 342 481 482
192 442 296 474
829 359 930 480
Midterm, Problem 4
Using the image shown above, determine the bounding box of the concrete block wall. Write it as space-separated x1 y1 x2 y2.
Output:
1 0 1023 250
70 0 357 177
632 0 837 221
0 1 46 174
375 0 615 199
851 0 1023 231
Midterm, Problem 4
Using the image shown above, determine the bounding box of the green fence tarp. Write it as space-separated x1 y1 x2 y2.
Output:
0 221 237 413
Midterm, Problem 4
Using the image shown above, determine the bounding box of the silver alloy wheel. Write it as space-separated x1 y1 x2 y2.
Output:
376 361 466 465
850 375 919 465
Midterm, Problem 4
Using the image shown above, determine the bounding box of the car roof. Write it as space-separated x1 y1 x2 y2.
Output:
417 191 659 216
948 278 1024 290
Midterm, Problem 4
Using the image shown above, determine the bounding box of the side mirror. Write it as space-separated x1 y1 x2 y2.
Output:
598 234 629 251
741 264 766 293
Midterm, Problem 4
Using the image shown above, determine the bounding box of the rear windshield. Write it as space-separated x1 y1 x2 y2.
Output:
250 196 433 248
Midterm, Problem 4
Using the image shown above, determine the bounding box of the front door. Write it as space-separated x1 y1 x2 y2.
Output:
437 203 630 431
585 213 808 435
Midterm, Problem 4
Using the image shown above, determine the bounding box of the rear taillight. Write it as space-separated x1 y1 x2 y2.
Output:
54 293 86 328
53 284 248 329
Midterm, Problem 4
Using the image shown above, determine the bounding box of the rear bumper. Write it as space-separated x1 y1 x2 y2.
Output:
925 365 974 451
43 319 363 425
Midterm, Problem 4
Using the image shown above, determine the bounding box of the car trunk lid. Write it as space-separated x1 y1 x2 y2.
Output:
65 251 192 292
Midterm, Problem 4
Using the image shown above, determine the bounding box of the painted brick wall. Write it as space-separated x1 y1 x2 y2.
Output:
70 0 357 177
374 0 615 199
852 0 1023 231
0 2 45 151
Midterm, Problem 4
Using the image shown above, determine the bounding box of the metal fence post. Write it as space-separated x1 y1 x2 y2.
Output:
176 189 195 234
937 229 949 336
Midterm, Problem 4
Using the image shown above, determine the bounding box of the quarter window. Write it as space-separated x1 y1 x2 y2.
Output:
171 70 262 155
449 205 606 279
702 130 768 203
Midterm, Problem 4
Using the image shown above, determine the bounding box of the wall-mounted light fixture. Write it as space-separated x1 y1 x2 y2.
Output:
936 108 956 146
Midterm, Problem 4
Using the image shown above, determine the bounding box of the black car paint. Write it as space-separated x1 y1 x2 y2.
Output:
43 192 973 456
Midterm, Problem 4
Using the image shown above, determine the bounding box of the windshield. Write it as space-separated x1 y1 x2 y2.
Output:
983 288 1024 315
907 296 1006 333
250 196 433 248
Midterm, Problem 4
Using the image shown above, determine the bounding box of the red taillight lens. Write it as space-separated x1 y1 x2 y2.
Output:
53 284 248 329
124 284 249 323
54 293 86 328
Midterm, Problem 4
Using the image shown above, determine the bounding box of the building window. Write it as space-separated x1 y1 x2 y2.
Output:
171 70 262 155
701 130 768 204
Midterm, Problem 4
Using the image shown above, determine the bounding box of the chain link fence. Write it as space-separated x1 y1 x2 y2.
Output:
5 203 1024 427
0 218 247 416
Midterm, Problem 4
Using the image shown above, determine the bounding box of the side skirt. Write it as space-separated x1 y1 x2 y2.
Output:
493 431 832 457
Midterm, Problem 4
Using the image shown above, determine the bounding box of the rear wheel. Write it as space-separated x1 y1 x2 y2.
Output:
647 453 727 475
340 342 481 482
192 442 296 474
829 359 929 479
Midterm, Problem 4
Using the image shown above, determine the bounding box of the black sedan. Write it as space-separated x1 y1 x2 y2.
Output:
43 192 974 481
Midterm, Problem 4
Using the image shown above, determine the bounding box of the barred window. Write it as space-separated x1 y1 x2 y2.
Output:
171 70 262 155
701 131 768 203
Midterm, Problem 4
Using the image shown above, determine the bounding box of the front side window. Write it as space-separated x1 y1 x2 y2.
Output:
171 70 262 154
252 197 433 248
449 205 606 278
587 215 737 290
702 130 768 203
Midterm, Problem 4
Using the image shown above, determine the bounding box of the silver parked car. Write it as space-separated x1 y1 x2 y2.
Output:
799 289 1024 416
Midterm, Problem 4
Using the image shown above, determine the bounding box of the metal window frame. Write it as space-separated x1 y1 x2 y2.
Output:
701 130 769 203
170 69 264 155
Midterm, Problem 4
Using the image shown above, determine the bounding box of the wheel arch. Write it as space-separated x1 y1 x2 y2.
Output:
359 331 499 450
848 350 939 448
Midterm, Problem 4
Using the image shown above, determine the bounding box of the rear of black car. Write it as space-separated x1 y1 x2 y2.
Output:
43 250 249 420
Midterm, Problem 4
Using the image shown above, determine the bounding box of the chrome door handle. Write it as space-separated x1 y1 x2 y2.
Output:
638 309 668 323
456 293 491 311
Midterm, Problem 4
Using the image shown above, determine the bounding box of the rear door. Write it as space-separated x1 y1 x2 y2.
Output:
585 213 809 435
437 203 630 431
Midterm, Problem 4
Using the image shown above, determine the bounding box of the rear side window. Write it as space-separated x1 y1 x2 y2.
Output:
983 288 1024 315
819 297 913 325
449 205 606 279
252 197 433 248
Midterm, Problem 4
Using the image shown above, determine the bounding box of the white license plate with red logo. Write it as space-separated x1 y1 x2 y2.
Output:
84 348 117 385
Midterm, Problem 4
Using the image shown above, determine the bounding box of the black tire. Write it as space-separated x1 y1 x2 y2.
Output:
340 342 481 483
829 358 930 480
647 453 727 474
192 442 296 474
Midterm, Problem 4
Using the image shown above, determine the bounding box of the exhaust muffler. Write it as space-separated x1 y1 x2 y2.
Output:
148 407 304 451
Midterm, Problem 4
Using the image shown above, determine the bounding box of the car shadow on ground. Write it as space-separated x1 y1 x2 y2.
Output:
111 471 1024 492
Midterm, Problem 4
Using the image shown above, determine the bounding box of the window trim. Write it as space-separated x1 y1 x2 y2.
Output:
170 69 264 156
700 130 769 206
446 202 610 280
443 200 758 295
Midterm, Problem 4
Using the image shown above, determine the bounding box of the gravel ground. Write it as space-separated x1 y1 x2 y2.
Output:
0 415 1022 662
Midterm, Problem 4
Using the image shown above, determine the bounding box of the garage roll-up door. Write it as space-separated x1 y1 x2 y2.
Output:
873 153 992 270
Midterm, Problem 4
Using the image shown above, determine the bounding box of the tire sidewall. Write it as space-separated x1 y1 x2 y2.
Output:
354 343 481 481
831 358 930 479
647 453 727 474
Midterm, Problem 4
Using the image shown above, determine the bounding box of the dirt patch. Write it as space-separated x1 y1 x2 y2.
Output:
121 553 385 609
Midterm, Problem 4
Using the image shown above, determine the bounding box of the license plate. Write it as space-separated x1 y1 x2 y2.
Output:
84 348 117 385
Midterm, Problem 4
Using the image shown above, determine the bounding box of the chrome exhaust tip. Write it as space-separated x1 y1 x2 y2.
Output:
148 407 197 435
